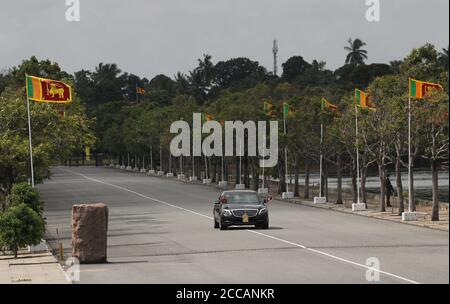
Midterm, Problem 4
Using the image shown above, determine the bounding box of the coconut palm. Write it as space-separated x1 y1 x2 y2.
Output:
344 38 368 66
439 46 449 69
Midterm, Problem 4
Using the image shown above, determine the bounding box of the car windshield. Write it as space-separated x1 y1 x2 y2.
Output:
224 193 260 204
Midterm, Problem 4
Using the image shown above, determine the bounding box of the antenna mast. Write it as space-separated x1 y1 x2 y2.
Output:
272 39 278 76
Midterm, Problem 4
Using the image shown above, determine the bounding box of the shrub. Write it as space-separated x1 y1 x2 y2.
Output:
0 203 45 258
8 183 44 216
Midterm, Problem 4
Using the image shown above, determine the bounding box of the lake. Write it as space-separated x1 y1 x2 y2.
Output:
281 170 449 202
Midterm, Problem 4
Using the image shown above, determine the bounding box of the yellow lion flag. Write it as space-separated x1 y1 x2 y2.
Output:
26 75 72 103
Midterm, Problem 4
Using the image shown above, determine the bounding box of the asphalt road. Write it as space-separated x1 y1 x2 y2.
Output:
38 166 449 284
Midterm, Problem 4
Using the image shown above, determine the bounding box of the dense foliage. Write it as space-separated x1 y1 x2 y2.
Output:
0 40 448 221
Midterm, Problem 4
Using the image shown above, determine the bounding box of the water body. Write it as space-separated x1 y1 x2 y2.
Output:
280 170 449 202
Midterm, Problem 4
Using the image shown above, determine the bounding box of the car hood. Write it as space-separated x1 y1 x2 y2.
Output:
222 204 264 210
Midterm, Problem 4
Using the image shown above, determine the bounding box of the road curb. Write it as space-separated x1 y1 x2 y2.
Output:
276 197 449 233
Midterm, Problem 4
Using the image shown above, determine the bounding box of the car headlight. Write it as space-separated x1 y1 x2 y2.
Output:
222 209 232 216
259 207 268 215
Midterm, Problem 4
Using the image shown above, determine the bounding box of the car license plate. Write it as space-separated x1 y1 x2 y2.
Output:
242 213 249 223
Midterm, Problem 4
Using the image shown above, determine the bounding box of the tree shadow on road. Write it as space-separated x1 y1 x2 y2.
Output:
223 226 284 231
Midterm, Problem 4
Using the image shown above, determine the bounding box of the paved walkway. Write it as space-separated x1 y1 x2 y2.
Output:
0 251 68 284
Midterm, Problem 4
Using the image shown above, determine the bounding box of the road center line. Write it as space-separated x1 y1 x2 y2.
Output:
59 168 420 284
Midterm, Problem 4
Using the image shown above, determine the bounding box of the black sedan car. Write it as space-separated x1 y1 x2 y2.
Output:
213 190 271 230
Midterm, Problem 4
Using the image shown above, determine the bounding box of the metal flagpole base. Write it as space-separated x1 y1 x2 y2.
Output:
235 184 246 190
314 197 327 204
157 171 164 176
402 212 418 221
125 166 132 171
189 176 197 182
258 188 269 195
133 167 139 172
352 203 366 212
203 179 212 184
166 173 174 178
148 170 156 175
282 192 294 199
218 181 228 188
177 174 186 180
140 169 147 173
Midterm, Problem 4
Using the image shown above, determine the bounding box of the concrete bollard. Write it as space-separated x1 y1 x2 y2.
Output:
72 203 108 264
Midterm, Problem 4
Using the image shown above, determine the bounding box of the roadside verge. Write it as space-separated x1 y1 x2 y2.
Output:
0 250 68 284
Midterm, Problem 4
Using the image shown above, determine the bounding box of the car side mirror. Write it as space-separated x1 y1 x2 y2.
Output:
266 196 273 203
220 197 228 204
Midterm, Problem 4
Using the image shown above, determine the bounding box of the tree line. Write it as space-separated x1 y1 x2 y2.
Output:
0 39 448 221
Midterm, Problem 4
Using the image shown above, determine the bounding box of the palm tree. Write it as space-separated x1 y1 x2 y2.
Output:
91 63 123 104
174 72 190 95
344 38 368 66
197 54 215 85
186 54 215 104
439 46 449 70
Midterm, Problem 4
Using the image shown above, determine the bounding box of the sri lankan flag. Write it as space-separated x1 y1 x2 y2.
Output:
321 98 338 112
202 113 215 123
409 79 443 99
26 75 72 103
355 89 376 111
283 102 294 117
264 101 277 118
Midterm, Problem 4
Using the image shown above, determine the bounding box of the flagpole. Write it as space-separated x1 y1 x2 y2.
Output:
204 155 208 180
355 104 361 205
239 138 243 185
25 74 35 187
150 144 153 171
136 85 138 103
220 121 225 183
192 155 195 179
262 131 265 189
408 80 413 213
319 123 323 197
180 156 183 175
221 155 225 182
284 104 289 192
160 146 162 172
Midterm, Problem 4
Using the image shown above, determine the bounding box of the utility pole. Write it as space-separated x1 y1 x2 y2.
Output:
273 40 278 77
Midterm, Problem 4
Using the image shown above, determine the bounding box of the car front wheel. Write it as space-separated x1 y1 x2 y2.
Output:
257 220 269 229
214 217 219 229
219 219 228 230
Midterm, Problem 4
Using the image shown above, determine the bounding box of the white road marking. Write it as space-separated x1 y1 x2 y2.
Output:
59 168 421 284
246 230 419 284
60 168 211 220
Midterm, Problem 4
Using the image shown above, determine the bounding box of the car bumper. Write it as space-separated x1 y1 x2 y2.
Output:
221 214 268 226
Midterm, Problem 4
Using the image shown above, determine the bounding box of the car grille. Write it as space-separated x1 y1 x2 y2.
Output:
231 209 259 217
